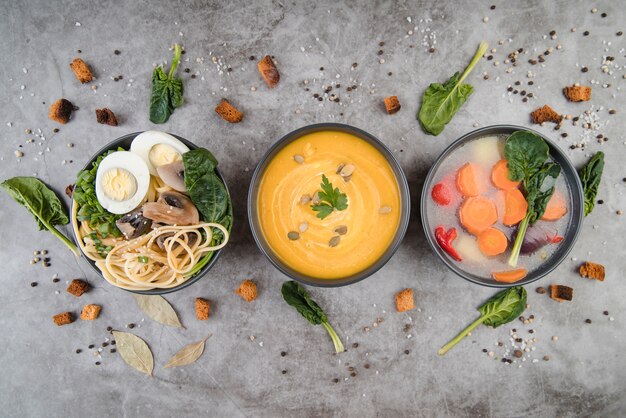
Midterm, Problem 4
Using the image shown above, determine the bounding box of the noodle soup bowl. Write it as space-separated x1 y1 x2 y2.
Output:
248 123 410 287
71 132 231 295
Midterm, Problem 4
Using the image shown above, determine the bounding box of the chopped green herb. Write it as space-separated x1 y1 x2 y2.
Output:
310 175 348 220
138 256 149 263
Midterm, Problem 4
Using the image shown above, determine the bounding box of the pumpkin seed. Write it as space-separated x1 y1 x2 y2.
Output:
336 163 345 174
287 231 300 240
379 206 392 214
293 154 305 164
342 174 352 183
312 192 321 204
333 225 348 235
329 236 341 247
300 194 312 204
299 222 308 233
339 164 355 177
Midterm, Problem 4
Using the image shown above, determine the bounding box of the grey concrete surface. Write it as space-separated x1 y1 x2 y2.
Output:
0 0 625 416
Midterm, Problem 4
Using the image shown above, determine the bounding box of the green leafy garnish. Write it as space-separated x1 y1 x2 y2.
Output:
579 151 604 216
438 286 527 355
1 177 79 257
418 41 488 136
310 174 348 220
149 44 184 124
281 281 344 354
138 256 149 263
73 149 122 239
89 232 113 258
504 131 561 267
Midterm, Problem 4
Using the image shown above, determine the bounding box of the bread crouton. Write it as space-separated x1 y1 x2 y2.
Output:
80 304 101 320
195 298 210 320
579 262 605 281
384 96 401 114
66 279 89 297
563 85 591 102
550 284 573 302
48 98 74 124
531 105 562 124
70 58 93 83
236 279 257 302
215 99 243 123
95 108 118 126
395 288 415 312
257 55 280 88
53 312 74 326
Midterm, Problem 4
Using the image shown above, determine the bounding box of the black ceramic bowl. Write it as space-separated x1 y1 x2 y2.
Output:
248 123 411 287
420 125 584 288
71 132 230 295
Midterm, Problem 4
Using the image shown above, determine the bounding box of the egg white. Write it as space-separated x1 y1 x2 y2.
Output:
95 151 151 215
130 131 189 176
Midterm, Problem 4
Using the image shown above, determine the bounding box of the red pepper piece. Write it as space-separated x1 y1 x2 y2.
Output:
546 233 564 244
434 226 462 261
431 182 452 206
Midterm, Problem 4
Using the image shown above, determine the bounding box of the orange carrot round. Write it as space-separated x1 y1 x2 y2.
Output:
456 163 480 197
491 159 521 190
503 189 528 226
459 196 498 235
492 268 527 283
477 227 508 256
541 192 567 221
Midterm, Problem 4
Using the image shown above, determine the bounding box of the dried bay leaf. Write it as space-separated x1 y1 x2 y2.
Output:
134 294 184 328
164 334 212 369
112 331 154 376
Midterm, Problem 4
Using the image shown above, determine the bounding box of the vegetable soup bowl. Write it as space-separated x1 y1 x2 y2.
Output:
71 132 231 295
420 125 584 288
248 123 411 287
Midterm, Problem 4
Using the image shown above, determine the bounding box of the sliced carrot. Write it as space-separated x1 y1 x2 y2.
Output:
503 189 528 226
477 227 508 256
492 268 527 283
456 163 480 197
541 192 567 221
459 196 498 235
491 159 521 190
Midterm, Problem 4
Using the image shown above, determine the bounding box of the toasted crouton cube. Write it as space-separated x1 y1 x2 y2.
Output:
395 288 415 312
95 108 118 126
563 85 591 102
80 304 101 320
70 58 93 83
195 298 210 320
66 279 89 297
531 105 562 124
236 279 257 302
53 312 74 326
48 98 74 124
579 262 605 281
257 55 280 88
384 96 401 114
215 99 243 123
550 285 573 302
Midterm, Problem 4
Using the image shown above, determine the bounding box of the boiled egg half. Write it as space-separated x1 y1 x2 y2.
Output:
95 151 150 214
130 131 189 176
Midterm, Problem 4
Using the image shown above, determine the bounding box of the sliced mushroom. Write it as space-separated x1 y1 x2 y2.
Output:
155 231 197 251
142 191 199 226
156 161 186 192
116 209 152 239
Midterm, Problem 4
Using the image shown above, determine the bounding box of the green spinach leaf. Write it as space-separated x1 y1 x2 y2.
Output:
281 281 343 353
438 286 527 355
418 42 488 135
1 177 79 256
149 44 184 124
579 151 604 216
504 131 561 266
188 171 228 222
182 148 218 190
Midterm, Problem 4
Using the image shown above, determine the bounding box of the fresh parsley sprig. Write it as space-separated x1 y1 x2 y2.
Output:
310 174 348 220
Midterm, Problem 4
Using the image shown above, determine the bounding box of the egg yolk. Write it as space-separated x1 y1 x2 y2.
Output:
149 144 182 169
101 168 137 201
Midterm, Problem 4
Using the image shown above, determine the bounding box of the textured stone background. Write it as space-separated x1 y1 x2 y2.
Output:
0 0 625 417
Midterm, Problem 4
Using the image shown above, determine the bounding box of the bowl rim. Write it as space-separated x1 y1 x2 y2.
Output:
419 124 584 288
70 131 231 295
247 123 411 288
